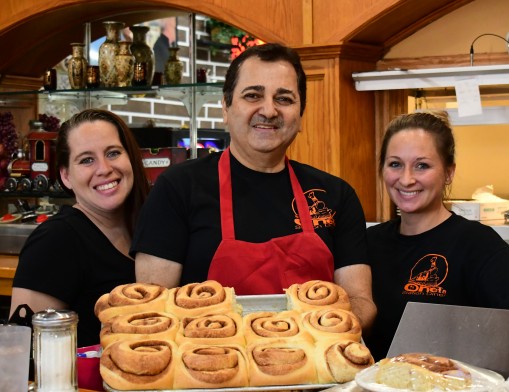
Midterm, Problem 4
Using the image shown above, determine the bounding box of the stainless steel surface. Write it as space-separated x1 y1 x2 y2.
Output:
0 223 36 254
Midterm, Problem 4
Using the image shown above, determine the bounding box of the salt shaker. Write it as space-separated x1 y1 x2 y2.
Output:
32 309 78 391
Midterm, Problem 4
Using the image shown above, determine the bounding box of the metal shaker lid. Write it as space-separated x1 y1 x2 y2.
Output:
32 308 78 327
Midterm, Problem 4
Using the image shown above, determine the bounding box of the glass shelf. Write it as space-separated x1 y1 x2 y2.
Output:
0 82 223 111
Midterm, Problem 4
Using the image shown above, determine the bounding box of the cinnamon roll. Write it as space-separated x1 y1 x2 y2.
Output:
167 280 241 318
176 312 245 346
243 310 313 345
285 280 351 312
315 339 374 383
95 283 169 323
301 308 361 342
375 353 472 391
100 311 179 349
247 340 317 386
100 339 178 390
174 343 249 389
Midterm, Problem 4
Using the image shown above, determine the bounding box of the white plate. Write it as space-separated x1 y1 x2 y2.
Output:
355 360 506 392
0 213 22 223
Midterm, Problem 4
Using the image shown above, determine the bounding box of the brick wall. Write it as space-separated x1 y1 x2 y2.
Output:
111 15 230 131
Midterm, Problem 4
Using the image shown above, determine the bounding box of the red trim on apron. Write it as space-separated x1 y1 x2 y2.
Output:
207 148 334 294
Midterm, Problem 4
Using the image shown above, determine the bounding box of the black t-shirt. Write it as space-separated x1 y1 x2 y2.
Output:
365 213 509 360
131 151 368 285
13 205 135 347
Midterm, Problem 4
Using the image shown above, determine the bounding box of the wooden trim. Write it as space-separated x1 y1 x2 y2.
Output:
377 52 509 70
374 89 408 222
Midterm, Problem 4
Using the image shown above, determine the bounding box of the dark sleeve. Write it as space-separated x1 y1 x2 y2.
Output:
465 224 509 308
332 182 368 269
130 170 189 263
13 220 81 304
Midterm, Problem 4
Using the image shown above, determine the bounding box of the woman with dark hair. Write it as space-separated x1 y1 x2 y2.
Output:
365 111 509 361
10 109 149 347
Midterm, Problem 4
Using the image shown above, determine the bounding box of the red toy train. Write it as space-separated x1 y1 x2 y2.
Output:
5 130 60 193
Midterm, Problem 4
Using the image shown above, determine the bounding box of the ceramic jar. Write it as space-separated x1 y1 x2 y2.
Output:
164 46 183 85
130 25 155 86
67 43 88 89
99 21 124 87
115 41 135 87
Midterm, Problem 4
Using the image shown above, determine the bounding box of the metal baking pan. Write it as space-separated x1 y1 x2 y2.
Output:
102 294 360 391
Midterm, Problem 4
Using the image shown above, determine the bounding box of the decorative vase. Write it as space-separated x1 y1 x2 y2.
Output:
164 46 183 85
67 43 88 89
130 25 155 86
115 41 135 87
99 21 124 87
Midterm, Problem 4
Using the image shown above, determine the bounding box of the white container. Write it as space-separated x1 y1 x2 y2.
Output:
0 324 31 392
444 199 509 221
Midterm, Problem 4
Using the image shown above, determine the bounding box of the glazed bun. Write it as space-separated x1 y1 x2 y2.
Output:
95 283 169 323
301 308 362 342
100 311 179 349
315 339 374 383
100 339 178 390
176 312 245 346
375 353 472 391
285 280 351 313
243 310 313 345
167 280 241 318
246 339 317 386
174 343 249 389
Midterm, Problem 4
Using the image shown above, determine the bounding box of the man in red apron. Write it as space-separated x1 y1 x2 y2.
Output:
133 43 376 330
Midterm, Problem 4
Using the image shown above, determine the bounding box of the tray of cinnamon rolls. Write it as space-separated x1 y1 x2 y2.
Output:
94 279 373 391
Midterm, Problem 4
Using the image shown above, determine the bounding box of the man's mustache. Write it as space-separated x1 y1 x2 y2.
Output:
249 115 284 128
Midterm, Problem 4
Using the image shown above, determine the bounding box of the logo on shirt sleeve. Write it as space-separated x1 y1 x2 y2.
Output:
293 189 336 229
403 254 448 297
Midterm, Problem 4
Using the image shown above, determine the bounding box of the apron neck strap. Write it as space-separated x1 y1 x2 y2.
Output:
218 148 315 239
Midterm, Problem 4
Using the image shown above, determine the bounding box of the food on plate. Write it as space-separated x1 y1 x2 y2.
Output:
301 308 362 342
94 283 169 323
315 339 374 383
285 280 351 312
243 310 313 345
100 339 178 390
176 312 245 346
173 343 249 388
375 353 472 391
0 213 20 223
246 340 317 386
100 311 179 349
166 280 241 318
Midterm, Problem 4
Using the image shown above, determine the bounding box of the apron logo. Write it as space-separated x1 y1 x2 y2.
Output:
403 254 448 297
293 189 336 229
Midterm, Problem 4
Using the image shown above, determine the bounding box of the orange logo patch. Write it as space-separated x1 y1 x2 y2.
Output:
293 189 336 229
403 254 448 297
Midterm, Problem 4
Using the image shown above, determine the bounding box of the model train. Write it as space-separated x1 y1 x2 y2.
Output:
5 130 60 193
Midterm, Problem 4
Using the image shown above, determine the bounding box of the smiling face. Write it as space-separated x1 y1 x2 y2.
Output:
59 120 134 216
222 57 302 171
382 128 455 216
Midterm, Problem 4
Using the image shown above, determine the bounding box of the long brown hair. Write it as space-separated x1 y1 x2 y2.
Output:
56 109 149 236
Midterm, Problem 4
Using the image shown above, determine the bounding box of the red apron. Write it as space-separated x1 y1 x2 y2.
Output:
207 148 334 295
